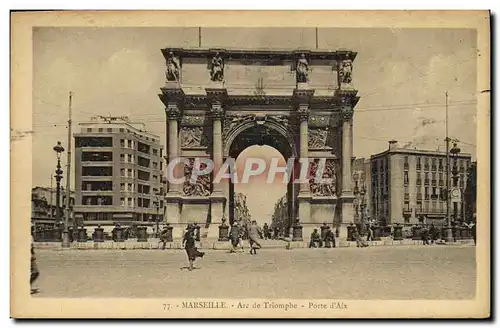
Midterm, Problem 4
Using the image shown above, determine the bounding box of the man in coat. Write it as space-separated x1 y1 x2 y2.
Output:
247 220 262 255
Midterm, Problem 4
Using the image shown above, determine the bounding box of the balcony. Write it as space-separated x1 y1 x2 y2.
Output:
431 179 437 186
430 194 438 201
431 165 437 171
416 164 421 170
424 179 430 185
404 163 409 170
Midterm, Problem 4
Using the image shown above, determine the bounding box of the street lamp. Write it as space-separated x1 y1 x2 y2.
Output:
53 141 69 247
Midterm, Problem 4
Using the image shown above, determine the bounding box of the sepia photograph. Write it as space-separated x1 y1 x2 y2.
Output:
10 10 490 318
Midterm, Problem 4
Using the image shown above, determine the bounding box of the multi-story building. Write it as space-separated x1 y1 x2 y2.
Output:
73 117 164 230
370 141 472 226
31 186 75 229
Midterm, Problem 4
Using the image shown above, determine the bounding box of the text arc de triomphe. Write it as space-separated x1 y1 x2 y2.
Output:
159 48 359 240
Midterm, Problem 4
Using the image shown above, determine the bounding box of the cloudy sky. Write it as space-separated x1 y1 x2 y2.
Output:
32 27 477 222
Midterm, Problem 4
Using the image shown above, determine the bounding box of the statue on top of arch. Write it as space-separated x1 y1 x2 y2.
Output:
165 51 180 82
296 53 309 84
339 55 353 85
210 52 224 82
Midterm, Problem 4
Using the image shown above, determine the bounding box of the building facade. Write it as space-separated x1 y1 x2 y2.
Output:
73 117 164 229
31 187 75 229
370 141 472 226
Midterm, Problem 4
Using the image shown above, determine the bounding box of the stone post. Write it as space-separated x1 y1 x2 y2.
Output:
293 87 315 240
207 88 228 239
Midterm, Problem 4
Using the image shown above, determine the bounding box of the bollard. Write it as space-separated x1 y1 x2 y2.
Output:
218 224 229 242
115 226 124 242
412 225 422 240
393 224 403 241
292 224 303 241
77 227 87 242
53 227 63 242
137 226 148 242
93 226 104 242
460 226 469 240
372 225 381 241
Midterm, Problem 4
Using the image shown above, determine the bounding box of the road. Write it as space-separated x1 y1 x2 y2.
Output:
31 245 476 299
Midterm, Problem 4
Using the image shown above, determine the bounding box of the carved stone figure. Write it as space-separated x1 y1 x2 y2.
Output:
165 52 180 82
210 52 224 82
296 53 309 83
309 159 337 196
308 128 328 149
269 115 289 127
339 56 353 84
222 114 255 141
180 127 203 148
182 159 211 196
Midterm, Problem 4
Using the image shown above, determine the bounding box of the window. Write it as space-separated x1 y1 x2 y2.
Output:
128 198 133 206
425 187 429 200
98 128 103 132
120 168 125 177
120 154 125 162
128 140 132 148
120 139 125 147
439 159 443 169
153 148 158 156
416 157 421 170
120 198 125 206
120 183 125 191
404 201 410 211
75 137 113 147
128 169 133 178
404 171 409 185
416 201 422 210
128 154 133 163
120 128 125 133
153 162 158 169
87 128 92 132
107 128 112 132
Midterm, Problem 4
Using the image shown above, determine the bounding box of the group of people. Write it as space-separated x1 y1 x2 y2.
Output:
229 220 263 255
309 223 337 248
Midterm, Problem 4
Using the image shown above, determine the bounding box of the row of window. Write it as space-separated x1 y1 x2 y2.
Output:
81 212 162 221
84 127 158 143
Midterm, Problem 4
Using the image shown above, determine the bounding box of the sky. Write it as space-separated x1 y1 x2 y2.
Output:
32 27 478 222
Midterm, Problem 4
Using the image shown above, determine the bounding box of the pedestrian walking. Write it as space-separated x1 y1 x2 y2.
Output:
30 230 40 294
421 226 430 245
182 224 205 271
429 224 438 244
263 223 269 240
158 227 169 250
229 222 241 253
247 220 262 255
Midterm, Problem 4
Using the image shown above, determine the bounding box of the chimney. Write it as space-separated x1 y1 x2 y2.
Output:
388 140 398 151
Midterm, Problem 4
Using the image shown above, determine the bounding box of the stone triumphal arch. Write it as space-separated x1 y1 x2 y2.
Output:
159 48 359 240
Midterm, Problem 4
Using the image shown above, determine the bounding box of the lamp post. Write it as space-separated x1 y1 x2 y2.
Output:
53 141 68 247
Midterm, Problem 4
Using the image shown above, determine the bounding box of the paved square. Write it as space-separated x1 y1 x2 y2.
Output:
32 245 476 299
